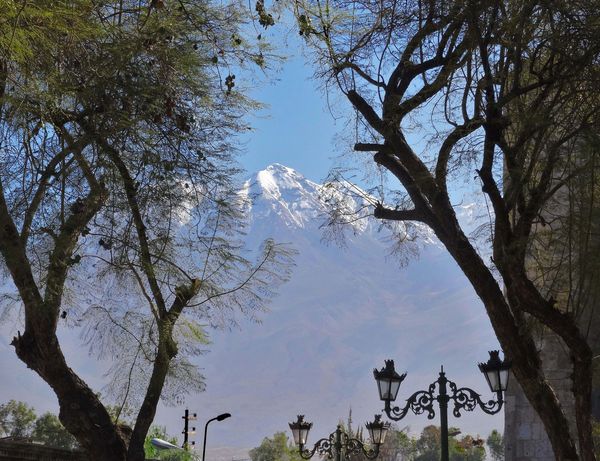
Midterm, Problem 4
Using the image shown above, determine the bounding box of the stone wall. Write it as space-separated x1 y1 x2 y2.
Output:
504 334 579 461
0 439 86 461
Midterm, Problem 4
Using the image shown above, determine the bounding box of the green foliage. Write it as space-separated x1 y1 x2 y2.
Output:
31 413 78 450
249 432 303 461
486 429 504 461
412 426 485 461
144 425 193 461
414 425 441 460
0 0 99 63
0 400 36 438
593 418 600 459
378 427 417 461
104 403 134 426
0 401 76 449
450 435 485 461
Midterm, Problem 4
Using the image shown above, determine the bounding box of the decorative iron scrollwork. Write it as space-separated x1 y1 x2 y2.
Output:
388 388 436 420
345 435 380 460
383 369 504 422
300 436 333 460
450 382 502 417
298 426 381 460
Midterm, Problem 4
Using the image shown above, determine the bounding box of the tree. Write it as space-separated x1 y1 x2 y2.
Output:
294 0 600 458
144 426 192 461
412 425 484 461
414 425 442 461
486 429 504 461
0 400 77 450
249 432 303 461
378 427 417 461
451 434 485 461
0 1 290 460
0 400 36 438
32 412 78 450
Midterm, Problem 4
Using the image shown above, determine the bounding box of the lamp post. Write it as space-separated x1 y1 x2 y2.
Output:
373 351 511 461
289 415 389 461
202 413 232 461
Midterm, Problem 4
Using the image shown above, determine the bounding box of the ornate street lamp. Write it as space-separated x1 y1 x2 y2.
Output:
289 415 389 461
373 351 511 461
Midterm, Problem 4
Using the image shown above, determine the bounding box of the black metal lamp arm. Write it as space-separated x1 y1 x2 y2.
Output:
385 385 437 421
345 437 382 460
448 381 504 416
297 428 382 460
299 436 335 460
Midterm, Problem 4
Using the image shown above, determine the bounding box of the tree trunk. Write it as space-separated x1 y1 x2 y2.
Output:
127 321 178 461
573 354 596 461
433 225 581 460
12 328 128 461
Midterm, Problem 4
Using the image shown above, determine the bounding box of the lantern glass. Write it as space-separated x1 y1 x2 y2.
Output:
377 377 391 401
478 350 512 393
289 416 312 446
389 379 401 401
299 427 310 445
374 360 405 402
369 426 383 444
485 369 501 392
291 427 301 445
366 415 390 445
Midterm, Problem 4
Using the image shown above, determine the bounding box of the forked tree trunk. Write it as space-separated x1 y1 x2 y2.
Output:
12 328 128 461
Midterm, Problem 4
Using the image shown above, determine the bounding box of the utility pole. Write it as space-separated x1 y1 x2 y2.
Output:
182 409 197 450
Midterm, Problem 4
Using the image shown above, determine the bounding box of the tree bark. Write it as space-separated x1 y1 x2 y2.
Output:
438 228 580 460
12 329 128 461
127 320 178 461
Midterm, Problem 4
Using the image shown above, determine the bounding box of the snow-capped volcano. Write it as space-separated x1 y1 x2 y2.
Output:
241 163 323 229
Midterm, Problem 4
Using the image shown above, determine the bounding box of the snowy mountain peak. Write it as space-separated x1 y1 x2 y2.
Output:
242 164 323 230
254 164 317 199
240 163 446 245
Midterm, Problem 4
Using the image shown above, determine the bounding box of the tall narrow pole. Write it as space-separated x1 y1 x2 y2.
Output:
182 409 189 449
334 425 342 461
203 413 232 461
202 417 212 461
438 367 449 461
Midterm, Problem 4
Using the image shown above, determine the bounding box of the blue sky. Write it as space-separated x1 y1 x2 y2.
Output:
238 30 342 181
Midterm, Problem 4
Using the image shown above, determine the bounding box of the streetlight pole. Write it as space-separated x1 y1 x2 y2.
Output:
289 415 389 461
373 351 511 461
202 413 231 461
438 369 449 460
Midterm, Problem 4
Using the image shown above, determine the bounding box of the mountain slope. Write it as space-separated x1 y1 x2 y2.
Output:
155 164 502 450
